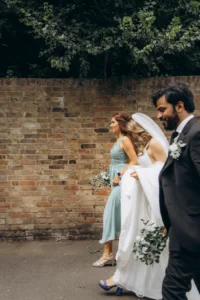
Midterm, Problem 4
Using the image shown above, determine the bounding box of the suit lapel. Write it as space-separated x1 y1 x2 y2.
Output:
161 117 197 174
161 153 173 173
177 117 196 142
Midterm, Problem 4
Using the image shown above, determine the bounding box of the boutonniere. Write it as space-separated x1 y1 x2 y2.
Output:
169 140 186 160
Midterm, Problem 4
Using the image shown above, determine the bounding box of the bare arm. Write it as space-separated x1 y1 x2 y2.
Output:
149 139 167 163
119 136 138 174
112 136 138 186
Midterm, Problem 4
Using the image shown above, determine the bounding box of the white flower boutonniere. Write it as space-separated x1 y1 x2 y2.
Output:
169 140 186 160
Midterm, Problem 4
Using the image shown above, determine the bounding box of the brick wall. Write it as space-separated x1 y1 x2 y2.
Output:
0 77 199 240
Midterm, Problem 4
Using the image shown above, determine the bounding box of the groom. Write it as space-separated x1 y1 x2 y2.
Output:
152 82 200 299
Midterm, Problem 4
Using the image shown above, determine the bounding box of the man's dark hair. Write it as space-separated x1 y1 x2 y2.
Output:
152 82 195 113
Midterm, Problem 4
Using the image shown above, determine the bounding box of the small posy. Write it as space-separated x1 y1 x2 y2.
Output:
88 169 110 187
169 140 186 160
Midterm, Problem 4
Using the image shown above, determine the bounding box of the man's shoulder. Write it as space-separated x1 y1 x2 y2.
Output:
193 118 200 128
188 118 200 136
191 121 200 132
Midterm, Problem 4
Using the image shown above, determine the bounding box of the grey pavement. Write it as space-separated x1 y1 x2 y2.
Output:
0 240 152 300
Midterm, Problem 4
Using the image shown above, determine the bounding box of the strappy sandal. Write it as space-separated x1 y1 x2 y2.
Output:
98 280 116 291
93 253 116 267
98 280 123 295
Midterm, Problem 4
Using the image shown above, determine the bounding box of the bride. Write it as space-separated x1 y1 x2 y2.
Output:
98 113 199 299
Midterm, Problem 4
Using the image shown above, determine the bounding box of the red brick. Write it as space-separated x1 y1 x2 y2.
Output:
52 201 64 207
37 202 52 207
36 181 52 186
21 186 37 191
48 134 65 139
10 213 34 218
94 189 110 195
19 181 36 186
0 181 11 186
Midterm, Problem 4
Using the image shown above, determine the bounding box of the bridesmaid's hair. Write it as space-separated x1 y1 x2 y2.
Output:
112 112 137 152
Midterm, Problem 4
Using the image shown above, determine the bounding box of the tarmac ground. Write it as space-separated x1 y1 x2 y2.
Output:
0 240 154 300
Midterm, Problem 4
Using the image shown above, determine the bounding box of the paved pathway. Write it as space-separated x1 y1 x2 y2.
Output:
0 240 153 300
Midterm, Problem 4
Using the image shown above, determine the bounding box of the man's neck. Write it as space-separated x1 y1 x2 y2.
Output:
176 113 193 128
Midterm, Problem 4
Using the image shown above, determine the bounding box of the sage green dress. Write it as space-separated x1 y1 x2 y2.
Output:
99 136 128 244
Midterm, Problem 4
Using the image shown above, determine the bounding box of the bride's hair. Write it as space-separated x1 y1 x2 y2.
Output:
113 112 152 155
127 119 152 155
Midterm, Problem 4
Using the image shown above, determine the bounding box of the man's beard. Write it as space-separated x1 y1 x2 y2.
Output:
161 111 179 131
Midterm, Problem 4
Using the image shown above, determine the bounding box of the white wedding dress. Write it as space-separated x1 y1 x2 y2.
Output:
113 147 199 299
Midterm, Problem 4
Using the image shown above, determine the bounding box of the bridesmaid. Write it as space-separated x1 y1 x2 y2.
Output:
93 112 138 267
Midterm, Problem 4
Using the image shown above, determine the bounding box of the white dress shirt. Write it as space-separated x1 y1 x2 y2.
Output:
174 114 194 142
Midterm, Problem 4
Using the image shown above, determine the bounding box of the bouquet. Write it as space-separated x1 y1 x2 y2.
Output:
88 169 110 187
133 219 167 265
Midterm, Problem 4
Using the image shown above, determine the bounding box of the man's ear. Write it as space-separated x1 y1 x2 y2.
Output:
175 101 184 113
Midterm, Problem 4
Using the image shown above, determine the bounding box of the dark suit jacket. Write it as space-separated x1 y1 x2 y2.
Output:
159 117 200 252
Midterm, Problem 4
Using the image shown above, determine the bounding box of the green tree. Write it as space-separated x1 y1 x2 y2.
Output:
3 0 200 77
0 0 69 77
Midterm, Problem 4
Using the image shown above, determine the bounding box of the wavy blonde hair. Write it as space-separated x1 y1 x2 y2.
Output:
126 119 152 155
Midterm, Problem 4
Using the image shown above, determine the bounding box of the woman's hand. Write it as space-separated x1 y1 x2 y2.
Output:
162 228 167 237
112 175 120 186
130 171 139 180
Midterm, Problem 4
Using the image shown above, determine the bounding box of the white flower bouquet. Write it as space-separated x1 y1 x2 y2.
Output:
133 219 167 265
88 169 110 187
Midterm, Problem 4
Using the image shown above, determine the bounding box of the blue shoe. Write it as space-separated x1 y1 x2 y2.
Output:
116 287 123 296
98 280 116 291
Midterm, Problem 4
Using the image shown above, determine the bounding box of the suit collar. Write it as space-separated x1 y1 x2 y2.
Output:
161 117 197 174
177 117 197 142
176 115 194 136
179 116 196 135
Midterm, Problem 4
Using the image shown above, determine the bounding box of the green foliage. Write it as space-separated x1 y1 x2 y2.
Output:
2 0 200 77
133 219 167 265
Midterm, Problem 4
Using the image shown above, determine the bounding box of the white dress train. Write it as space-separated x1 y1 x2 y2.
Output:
113 149 199 299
